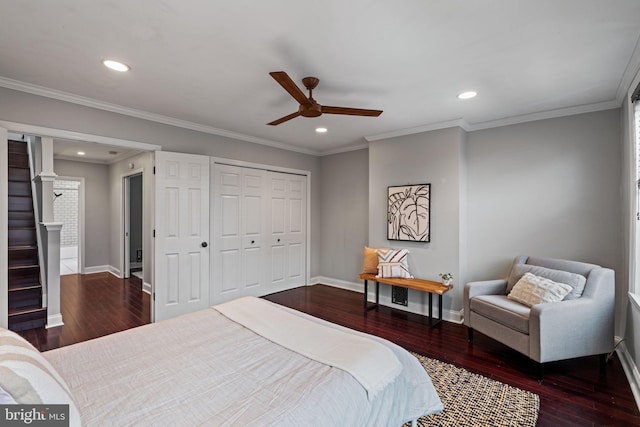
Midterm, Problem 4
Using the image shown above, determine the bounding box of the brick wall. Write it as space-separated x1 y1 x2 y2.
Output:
53 180 80 247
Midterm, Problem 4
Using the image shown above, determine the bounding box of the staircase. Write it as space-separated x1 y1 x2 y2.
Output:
7 140 47 331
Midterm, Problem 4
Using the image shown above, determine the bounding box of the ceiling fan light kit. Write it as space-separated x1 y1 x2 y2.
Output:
267 71 383 126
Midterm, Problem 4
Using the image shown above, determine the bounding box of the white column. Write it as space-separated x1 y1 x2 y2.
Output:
0 127 8 328
42 223 63 328
37 137 57 223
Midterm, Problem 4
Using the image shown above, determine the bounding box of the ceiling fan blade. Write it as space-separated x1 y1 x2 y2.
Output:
322 106 383 117
269 71 311 106
267 111 301 126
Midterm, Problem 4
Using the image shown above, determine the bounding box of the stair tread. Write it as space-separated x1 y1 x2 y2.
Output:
8 264 39 270
8 307 46 316
9 245 38 250
9 283 42 291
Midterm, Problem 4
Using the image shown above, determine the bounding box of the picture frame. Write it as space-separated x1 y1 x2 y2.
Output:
387 184 430 242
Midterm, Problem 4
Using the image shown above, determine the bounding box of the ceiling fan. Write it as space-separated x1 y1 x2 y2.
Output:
267 71 383 126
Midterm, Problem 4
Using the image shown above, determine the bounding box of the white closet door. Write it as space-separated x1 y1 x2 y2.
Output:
212 164 307 303
212 165 243 303
212 165 268 303
286 174 306 288
268 174 287 292
268 172 306 293
241 168 267 297
154 151 210 322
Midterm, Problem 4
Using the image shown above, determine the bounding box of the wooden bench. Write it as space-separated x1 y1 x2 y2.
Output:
359 273 453 327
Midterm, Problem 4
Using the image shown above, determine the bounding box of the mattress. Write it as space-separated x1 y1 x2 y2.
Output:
44 299 442 426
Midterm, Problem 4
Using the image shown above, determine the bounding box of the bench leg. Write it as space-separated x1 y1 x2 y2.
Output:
364 279 379 311
428 293 444 327
363 279 368 309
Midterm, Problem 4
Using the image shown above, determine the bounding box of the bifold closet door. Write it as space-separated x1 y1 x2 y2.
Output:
211 164 307 304
212 165 267 304
268 172 306 293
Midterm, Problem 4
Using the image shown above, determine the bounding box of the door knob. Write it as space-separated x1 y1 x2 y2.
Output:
277 238 281 242
251 240 255 244
201 242 208 248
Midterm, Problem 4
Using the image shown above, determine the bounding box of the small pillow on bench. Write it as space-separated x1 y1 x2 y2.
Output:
376 262 414 279
507 272 572 307
362 246 384 274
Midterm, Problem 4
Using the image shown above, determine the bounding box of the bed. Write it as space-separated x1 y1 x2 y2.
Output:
1 297 443 426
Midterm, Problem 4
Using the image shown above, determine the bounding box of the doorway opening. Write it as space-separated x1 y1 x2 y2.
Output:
123 172 143 280
54 177 83 275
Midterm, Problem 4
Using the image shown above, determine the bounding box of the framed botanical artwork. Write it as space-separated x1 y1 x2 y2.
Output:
387 184 430 242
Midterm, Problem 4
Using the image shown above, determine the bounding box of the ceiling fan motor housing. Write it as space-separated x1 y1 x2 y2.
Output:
300 102 322 117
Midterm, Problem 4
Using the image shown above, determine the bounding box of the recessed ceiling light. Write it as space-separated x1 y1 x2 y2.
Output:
77 151 86 156
103 59 130 72
457 91 477 100
315 127 327 133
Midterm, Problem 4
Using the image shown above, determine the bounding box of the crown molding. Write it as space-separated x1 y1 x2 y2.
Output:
0 76 626 157
0 77 320 156
318 141 369 156
365 100 620 142
616 31 640 105
465 100 620 132
365 119 470 142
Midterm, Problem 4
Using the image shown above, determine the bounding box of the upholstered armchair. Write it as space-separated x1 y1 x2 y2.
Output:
464 256 615 372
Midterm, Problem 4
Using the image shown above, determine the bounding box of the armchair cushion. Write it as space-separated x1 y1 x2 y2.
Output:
507 264 586 300
470 295 531 334
507 272 572 307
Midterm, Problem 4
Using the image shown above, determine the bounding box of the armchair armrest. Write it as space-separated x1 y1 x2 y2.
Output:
463 279 507 325
530 294 614 362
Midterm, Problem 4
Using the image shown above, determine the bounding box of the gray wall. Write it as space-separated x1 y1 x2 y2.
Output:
54 159 110 269
320 110 623 323
466 109 622 280
369 127 466 314
319 149 369 282
0 87 321 277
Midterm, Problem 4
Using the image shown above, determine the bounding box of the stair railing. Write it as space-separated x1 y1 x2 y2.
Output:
26 136 47 307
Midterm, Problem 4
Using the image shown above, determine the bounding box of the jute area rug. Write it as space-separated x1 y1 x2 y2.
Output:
407 353 540 427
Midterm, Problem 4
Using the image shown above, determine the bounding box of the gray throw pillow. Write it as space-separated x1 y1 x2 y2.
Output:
507 264 586 300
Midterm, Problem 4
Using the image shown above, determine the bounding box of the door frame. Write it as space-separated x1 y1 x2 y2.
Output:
210 157 311 290
55 176 85 274
0 121 160 328
121 169 144 279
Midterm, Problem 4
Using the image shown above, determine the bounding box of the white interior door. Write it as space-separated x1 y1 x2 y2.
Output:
212 165 268 303
212 164 242 303
285 174 306 288
268 172 306 293
154 151 210 322
241 168 267 296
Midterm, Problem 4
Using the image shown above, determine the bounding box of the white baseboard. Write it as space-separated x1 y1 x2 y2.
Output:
142 281 152 294
83 265 111 274
616 339 640 411
310 276 463 324
46 313 64 329
108 265 121 277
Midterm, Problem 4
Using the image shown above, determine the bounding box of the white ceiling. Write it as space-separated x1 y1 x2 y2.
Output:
52 139 140 165
1 1 640 156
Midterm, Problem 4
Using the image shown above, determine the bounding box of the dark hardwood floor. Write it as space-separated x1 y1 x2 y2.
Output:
265 285 640 427
18 272 150 351
17 277 639 426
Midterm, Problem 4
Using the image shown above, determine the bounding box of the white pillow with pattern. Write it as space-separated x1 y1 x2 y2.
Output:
508 272 572 307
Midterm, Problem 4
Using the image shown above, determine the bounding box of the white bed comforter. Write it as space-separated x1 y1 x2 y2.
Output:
44 300 442 426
